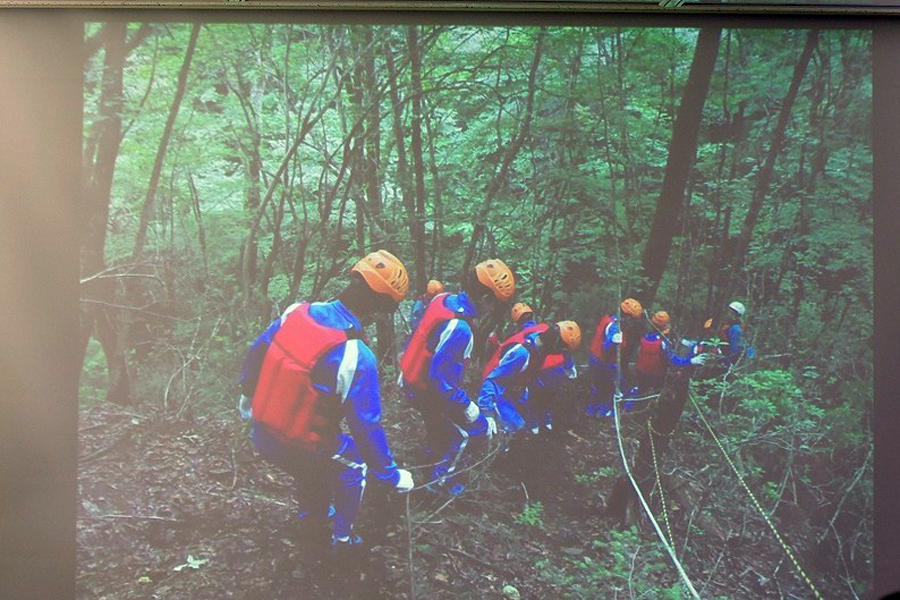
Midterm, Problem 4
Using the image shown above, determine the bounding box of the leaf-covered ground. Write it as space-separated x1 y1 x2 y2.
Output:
77 386 851 600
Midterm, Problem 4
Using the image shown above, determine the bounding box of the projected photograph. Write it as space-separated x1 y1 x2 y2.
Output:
77 20 873 600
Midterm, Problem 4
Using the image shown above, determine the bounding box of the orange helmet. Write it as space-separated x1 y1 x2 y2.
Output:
426 279 444 296
651 311 670 329
475 259 515 302
620 298 643 319
350 250 409 303
556 320 582 351
511 302 533 323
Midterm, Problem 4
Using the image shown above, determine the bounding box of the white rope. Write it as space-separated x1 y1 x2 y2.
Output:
609 198 701 599
612 398 702 599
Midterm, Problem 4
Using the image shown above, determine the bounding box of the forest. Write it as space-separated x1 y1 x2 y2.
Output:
76 19 873 600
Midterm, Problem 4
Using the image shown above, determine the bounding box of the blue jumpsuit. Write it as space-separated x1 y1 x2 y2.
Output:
587 316 624 417
400 292 488 496
722 322 750 364
478 332 577 434
239 300 402 544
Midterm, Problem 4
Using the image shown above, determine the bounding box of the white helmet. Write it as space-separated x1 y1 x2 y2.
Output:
728 301 746 317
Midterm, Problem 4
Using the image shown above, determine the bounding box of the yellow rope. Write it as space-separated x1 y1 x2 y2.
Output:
648 419 675 549
688 391 825 600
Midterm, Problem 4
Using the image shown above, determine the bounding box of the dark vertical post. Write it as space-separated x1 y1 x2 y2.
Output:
0 11 81 600
872 22 900 600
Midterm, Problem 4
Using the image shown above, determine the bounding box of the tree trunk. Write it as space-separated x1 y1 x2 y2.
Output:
241 47 350 304
638 26 721 308
605 367 692 525
384 33 419 287
133 22 200 259
78 22 127 376
462 28 545 278
362 28 386 246
102 23 199 406
424 102 444 278
408 25 428 294
724 30 819 306
187 172 209 276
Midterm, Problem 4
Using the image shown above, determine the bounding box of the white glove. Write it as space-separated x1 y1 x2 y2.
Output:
395 469 414 493
611 332 623 344
690 353 710 366
486 416 498 439
464 401 480 423
238 394 253 420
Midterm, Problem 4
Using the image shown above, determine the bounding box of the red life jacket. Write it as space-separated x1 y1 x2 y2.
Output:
635 335 666 377
541 352 565 372
251 303 356 452
482 323 547 380
589 314 623 363
399 293 463 392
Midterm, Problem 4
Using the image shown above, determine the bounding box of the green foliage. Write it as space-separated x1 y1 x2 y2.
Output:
536 527 679 599
514 501 545 529
574 465 620 485
79 338 107 406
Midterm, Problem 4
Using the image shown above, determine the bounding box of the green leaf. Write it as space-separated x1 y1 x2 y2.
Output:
173 554 208 572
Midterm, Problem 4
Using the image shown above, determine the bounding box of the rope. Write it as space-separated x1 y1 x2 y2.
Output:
638 293 822 598
607 199 701 599
687 391 826 600
648 419 675 550
617 392 660 404
613 387 702 600
406 493 416 600
409 439 504 492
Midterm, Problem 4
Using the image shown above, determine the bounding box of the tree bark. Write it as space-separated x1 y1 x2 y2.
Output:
605 367 692 525
462 28 545 278
100 23 199 405
133 22 200 259
384 34 417 276
723 29 819 306
78 22 127 376
638 26 721 308
408 25 428 294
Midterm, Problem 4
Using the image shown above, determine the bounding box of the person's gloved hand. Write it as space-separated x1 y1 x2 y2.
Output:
486 416 498 439
690 353 710 366
395 469 414 493
611 332 623 344
464 401 480 423
238 394 252 420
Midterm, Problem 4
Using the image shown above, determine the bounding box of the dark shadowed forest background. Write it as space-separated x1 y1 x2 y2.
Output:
76 20 873 600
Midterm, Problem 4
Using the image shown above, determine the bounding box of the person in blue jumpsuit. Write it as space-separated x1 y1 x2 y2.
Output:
478 321 581 437
587 298 644 418
406 279 444 344
399 259 516 496
481 301 537 374
237 250 414 559
720 301 754 364
634 310 711 395
479 321 580 492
